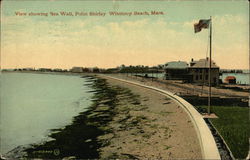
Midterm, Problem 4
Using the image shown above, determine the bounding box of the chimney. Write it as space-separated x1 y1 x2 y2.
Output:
190 58 194 66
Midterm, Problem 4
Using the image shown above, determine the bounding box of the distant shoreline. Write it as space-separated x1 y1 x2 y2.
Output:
1 70 89 76
2 71 249 97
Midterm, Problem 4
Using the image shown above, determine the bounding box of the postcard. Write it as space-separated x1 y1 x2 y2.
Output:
0 0 249 159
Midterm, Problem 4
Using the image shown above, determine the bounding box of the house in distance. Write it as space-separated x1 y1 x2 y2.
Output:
164 61 191 81
224 76 236 84
164 58 220 86
189 58 220 85
71 67 84 73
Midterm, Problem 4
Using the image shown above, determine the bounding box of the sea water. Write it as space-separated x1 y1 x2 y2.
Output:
0 72 93 154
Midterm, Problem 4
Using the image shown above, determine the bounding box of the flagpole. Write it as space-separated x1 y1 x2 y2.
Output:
208 16 212 115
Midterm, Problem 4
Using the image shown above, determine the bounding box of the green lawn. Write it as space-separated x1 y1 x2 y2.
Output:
196 105 249 159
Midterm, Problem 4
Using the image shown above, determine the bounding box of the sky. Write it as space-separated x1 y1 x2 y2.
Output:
1 0 249 69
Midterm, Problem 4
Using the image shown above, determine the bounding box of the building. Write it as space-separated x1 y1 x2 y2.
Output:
38 68 52 72
164 61 190 80
53 68 63 72
188 58 219 85
22 68 34 71
71 67 84 73
224 76 236 84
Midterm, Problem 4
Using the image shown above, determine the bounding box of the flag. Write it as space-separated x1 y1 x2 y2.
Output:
194 19 210 33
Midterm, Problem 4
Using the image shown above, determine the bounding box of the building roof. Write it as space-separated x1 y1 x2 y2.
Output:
225 76 236 80
189 58 219 68
164 61 188 69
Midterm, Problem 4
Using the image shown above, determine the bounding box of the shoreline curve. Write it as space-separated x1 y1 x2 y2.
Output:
101 75 221 160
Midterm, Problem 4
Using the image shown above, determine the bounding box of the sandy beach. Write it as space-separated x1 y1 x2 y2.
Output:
97 75 202 159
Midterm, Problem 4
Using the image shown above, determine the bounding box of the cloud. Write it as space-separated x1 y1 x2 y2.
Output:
1 14 248 69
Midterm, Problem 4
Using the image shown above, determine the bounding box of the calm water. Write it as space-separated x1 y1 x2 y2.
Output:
0 73 93 154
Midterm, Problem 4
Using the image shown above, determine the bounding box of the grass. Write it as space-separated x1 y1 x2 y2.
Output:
196 105 249 159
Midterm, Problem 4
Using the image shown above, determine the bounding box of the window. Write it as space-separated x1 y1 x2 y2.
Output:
200 75 202 80
196 75 198 80
206 75 208 80
214 78 217 84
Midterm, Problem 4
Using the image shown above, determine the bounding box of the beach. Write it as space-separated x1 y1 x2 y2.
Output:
97 75 202 159
1 73 201 159
3 72 248 159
